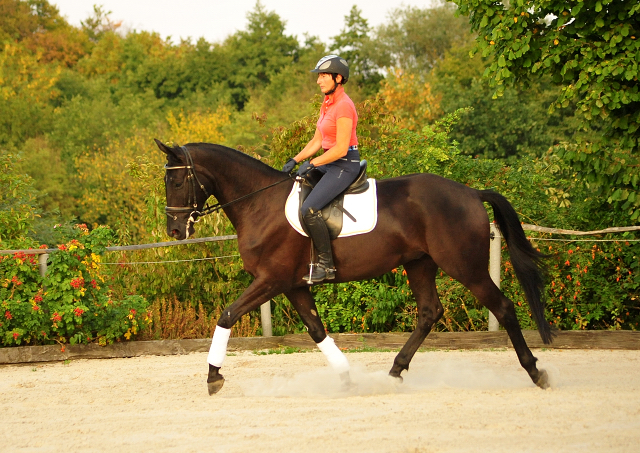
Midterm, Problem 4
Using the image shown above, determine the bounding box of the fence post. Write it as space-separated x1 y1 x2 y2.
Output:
260 301 272 337
488 223 501 332
38 253 48 277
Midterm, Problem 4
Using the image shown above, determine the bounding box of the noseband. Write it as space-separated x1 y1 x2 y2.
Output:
164 145 293 239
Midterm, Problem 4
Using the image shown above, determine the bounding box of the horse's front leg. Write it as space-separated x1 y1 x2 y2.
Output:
284 287 350 382
207 278 283 395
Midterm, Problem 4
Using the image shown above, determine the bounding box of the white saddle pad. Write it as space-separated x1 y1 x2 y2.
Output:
284 179 378 238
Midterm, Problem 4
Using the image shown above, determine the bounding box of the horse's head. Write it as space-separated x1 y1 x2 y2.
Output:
155 139 209 240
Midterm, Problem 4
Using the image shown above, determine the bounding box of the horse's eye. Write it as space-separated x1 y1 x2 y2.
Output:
175 181 183 189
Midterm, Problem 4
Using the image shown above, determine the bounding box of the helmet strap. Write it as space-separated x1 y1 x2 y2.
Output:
324 74 340 96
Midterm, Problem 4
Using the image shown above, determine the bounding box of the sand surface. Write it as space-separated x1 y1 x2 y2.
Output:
1 348 639 453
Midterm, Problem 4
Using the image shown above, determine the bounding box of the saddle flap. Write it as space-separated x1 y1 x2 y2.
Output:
298 192 344 240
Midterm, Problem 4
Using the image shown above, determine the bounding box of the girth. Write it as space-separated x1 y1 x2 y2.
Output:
298 160 369 239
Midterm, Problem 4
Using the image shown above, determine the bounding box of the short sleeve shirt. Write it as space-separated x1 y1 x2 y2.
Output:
317 85 358 150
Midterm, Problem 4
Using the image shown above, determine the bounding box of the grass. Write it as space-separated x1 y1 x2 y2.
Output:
344 346 398 353
252 346 309 355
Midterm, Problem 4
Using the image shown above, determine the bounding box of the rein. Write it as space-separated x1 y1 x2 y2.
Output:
165 146 293 235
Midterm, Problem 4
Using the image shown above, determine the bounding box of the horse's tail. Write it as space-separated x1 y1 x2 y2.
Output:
479 190 553 344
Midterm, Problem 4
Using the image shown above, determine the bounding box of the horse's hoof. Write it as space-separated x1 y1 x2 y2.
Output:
389 373 403 384
207 375 225 395
340 371 355 391
534 369 549 390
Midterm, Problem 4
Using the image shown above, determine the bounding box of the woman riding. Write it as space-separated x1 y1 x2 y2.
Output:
282 55 360 284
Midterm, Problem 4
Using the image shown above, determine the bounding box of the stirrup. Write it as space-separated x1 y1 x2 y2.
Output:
304 263 336 284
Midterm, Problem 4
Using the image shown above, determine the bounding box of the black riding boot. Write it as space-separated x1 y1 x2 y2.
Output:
302 208 336 283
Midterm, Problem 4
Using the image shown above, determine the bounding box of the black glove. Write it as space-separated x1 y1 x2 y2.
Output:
282 158 297 174
296 161 315 177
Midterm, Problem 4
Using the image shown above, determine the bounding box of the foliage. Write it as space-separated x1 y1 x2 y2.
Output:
453 0 640 220
0 225 152 347
0 0 89 67
330 5 384 95
145 297 259 340
373 1 474 72
380 69 442 131
0 152 39 248
0 42 61 146
431 43 580 159
166 108 230 144
222 1 300 110
506 239 639 331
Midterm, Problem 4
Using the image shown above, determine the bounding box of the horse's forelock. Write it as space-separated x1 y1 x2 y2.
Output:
165 144 185 165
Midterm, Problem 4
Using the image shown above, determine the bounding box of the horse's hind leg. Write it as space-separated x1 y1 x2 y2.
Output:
285 287 350 379
389 255 444 380
468 279 549 389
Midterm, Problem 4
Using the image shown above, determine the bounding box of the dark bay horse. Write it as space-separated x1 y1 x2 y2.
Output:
155 140 552 394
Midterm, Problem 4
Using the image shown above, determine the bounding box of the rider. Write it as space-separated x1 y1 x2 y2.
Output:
282 55 360 283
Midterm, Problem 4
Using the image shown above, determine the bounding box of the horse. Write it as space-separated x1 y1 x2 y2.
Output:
155 139 552 394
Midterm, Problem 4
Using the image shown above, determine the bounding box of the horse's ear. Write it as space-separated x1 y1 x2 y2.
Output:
154 139 177 157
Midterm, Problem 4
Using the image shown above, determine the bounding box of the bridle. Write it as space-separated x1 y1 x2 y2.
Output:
164 146 293 238
164 146 212 236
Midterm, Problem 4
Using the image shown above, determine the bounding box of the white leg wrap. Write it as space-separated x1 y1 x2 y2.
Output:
317 336 350 373
207 326 231 367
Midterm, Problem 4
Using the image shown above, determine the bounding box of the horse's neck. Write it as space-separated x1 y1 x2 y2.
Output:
197 146 280 222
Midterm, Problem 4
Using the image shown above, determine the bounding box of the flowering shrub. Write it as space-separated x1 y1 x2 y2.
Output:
0 225 151 347
510 241 640 331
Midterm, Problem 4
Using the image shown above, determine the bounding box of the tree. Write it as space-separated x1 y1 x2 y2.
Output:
0 0 89 67
452 0 640 220
431 43 580 159
380 69 441 131
80 5 121 43
0 152 39 248
330 5 383 95
0 42 60 146
373 2 474 73
224 1 299 109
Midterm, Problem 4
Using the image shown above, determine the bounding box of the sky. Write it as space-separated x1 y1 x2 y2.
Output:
51 0 437 45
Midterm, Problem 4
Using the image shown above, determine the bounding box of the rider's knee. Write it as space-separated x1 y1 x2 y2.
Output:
302 206 319 221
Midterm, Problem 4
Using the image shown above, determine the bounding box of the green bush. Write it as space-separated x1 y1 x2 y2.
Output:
0 152 40 249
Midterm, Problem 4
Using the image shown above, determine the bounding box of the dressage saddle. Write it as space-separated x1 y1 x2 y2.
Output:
298 160 369 239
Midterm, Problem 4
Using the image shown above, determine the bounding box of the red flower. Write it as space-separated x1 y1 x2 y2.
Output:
4 311 12 320
129 309 137 316
11 275 22 286
70 277 85 289
33 305 40 311
51 312 62 322
12 332 19 340
34 295 43 303
91 279 97 288
74 308 84 317
57 244 67 251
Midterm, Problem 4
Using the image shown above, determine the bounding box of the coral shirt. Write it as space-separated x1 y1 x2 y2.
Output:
317 85 358 150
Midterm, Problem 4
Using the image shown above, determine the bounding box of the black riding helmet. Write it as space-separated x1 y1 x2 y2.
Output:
311 55 349 84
